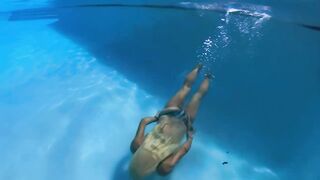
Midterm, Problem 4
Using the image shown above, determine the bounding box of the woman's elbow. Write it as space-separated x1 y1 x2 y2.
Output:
130 139 142 153
157 162 174 176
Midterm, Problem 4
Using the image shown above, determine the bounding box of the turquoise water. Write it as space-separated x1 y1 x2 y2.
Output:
0 1 320 180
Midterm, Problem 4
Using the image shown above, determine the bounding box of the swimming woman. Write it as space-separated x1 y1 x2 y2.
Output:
129 64 212 179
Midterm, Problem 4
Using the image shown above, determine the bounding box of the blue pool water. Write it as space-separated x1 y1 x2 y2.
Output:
0 1 320 180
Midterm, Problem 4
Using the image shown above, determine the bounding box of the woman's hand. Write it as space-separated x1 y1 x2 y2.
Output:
187 127 195 140
155 107 181 119
141 117 158 125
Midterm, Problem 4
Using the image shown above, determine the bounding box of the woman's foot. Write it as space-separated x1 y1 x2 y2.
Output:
195 63 203 73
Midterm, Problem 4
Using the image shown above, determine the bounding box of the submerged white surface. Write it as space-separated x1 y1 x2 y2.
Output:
0 19 277 180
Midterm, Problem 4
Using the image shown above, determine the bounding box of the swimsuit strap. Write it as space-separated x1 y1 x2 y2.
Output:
156 106 192 130
170 108 191 129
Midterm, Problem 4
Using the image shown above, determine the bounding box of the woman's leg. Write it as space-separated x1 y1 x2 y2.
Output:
185 74 212 123
165 64 202 108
